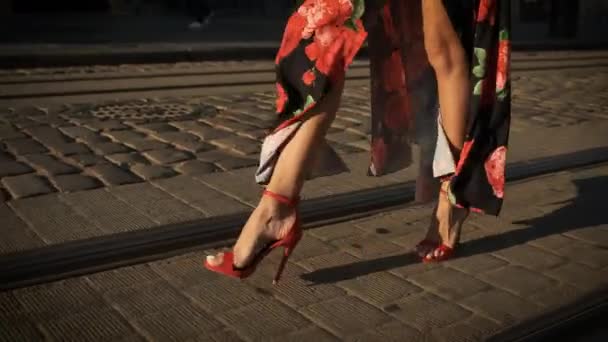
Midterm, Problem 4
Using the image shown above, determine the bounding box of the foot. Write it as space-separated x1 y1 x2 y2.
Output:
424 180 469 261
206 193 297 269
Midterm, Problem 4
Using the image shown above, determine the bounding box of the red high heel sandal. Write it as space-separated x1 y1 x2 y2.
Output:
203 189 302 284
422 178 466 263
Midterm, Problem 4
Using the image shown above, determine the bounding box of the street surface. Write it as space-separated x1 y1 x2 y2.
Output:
1 163 607 341
0 50 607 340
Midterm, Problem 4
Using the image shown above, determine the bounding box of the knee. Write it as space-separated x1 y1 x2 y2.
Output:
424 36 467 76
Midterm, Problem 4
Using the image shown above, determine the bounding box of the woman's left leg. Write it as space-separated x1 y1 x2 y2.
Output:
418 0 471 259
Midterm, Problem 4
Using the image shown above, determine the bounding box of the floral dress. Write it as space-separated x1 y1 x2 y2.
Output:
255 0 511 216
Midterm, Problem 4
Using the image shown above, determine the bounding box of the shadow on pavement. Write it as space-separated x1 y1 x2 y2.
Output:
301 175 608 284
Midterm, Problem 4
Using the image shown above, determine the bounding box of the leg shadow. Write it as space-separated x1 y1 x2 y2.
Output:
301 175 608 285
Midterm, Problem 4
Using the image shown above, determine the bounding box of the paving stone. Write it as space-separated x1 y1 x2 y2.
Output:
124 138 173 152
9 194 102 242
218 299 310 340
184 276 270 312
4 138 47 155
102 130 146 142
130 163 177 180
299 296 392 338
110 183 204 225
61 189 155 233
445 254 509 274
479 265 557 297
106 152 149 167
309 221 368 242
58 126 97 140
528 234 578 251
203 117 259 133
544 262 608 291
151 255 228 288
102 281 191 318
152 175 248 216
0 318 44 341
215 156 258 171
143 149 192 164
50 174 101 192
271 326 338 342
189 329 244 342
459 288 543 324
0 126 26 140
338 271 422 307
13 279 105 320
87 163 141 186
247 262 346 309
40 307 141 342
331 234 404 259
0 160 33 177
65 153 108 168
409 267 491 301
492 244 567 271
48 142 91 156
563 226 608 248
86 264 163 293
150 131 199 144
326 131 366 144
528 284 582 308
386 292 472 331
23 126 70 145
547 242 608 269
129 305 223 341
12 118 42 129
195 150 234 163
134 122 178 134
433 315 503 342
346 321 422 342
83 119 128 132
1 174 54 198
185 123 232 141
210 135 260 155
20 154 78 176
0 150 14 162
175 160 216 175
0 204 46 254
174 140 214 153
90 141 131 155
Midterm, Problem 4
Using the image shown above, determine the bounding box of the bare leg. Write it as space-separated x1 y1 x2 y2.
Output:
207 77 344 268
417 0 470 258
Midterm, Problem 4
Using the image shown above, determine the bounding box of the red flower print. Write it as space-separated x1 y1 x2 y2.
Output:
484 146 507 198
384 90 410 130
302 70 316 85
305 41 321 61
496 39 510 91
275 13 307 64
298 0 341 40
456 139 475 174
276 83 288 113
477 0 496 25
383 50 405 92
314 31 345 75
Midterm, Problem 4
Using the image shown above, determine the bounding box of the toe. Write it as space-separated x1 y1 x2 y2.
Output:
206 252 224 267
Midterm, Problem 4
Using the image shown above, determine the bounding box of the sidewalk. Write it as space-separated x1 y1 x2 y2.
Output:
2 13 608 67
1 163 607 341
1 65 608 258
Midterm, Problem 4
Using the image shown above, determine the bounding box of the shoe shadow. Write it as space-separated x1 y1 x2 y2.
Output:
301 174 608 285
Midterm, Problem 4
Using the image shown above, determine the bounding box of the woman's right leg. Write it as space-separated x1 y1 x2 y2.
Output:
206 77 344 269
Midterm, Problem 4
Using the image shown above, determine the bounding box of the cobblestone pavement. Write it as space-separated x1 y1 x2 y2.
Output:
1 66 606 202
2 164 607 341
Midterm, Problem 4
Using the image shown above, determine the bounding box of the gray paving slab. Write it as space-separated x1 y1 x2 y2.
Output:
1 143 608 342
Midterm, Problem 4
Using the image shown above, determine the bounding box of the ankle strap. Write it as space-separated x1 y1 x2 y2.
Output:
263 189 299 207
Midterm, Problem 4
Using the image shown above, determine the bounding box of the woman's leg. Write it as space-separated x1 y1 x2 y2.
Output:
207 77 344 268
420 0 470 257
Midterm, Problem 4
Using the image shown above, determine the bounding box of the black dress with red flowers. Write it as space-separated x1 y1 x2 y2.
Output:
256 0 511 216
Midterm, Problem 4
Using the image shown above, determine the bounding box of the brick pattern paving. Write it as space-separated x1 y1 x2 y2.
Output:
2 164 607 341
1 66 607 202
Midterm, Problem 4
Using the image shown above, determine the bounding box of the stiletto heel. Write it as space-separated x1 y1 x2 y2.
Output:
423 177 468 263
204 189 302 284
